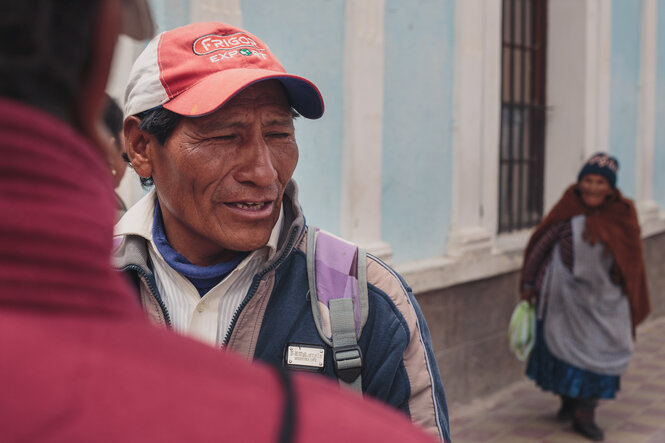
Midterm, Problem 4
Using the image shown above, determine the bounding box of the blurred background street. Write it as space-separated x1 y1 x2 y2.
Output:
450 316 665 442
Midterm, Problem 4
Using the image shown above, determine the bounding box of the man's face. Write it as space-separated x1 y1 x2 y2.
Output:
150 80 298 266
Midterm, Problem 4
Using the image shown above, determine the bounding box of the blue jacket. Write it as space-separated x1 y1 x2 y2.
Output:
114 181 451 442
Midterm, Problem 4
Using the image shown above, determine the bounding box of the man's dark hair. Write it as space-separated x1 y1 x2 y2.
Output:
137 107 183 145
134 107 183 187
0 1 99 122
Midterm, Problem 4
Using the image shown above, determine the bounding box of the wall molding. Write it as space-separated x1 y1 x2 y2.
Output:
636 0 657 204
341 0 391 259
448 0 501 257
399 221 665 295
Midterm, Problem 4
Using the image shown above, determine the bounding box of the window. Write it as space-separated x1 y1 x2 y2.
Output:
499 0 547 232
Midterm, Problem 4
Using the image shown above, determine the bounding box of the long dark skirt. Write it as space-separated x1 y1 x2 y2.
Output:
526 320 620 399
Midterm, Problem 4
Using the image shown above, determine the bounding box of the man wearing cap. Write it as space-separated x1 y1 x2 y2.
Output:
0 2 445 442
114 22 450 441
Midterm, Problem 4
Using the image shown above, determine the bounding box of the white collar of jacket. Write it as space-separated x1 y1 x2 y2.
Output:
114 188 283 261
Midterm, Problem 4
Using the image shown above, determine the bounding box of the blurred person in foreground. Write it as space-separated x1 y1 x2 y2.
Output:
0 2 441 442
103 94 129 218
520 153 650 441
114 21 450 441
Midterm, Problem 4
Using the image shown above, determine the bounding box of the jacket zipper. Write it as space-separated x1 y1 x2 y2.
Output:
123 264 172 327
221 225 301 346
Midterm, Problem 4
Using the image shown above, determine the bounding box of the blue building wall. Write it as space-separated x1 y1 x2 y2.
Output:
242 1 346 234
609 0 642 198
382 0 456 263
655 0 665 209
149 0 190 33
137 0 662 265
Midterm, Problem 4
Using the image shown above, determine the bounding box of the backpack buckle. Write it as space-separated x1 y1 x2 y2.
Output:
332 344 363 384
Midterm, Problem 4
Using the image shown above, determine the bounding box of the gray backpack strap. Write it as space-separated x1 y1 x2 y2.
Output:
306 226 368 392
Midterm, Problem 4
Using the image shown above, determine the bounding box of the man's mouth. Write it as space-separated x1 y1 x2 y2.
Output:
230 201 269 210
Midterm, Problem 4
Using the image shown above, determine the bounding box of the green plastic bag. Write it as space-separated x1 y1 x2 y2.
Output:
508 300 535 361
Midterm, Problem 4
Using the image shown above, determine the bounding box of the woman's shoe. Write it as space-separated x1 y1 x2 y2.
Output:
572 419 604 441
572 398 604 441
556 396 575 422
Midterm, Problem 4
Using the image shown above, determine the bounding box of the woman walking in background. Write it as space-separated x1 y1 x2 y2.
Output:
520 152 650 441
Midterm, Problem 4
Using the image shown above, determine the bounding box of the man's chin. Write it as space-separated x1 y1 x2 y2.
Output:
211 215 278 253
223 231 273 253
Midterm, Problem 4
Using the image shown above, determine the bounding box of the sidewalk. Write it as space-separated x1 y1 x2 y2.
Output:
449 316 665 443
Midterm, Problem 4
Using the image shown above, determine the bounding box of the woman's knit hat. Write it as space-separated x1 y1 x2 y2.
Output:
577 152 619 187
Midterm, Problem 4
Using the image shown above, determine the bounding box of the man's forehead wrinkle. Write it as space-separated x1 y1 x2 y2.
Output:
262 115 295 128
187 103 292 133
223 99 292 116
190 114 242 133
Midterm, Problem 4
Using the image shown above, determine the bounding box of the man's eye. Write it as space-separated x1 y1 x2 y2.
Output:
212 135 236 141
267 132 290 138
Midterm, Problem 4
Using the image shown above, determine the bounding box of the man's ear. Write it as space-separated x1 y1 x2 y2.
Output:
124 116 154 179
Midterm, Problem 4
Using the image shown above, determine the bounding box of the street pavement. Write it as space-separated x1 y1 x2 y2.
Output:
449 316 665 442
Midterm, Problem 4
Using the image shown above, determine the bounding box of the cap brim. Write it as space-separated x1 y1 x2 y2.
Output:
120 0 156 40
162 69 325 119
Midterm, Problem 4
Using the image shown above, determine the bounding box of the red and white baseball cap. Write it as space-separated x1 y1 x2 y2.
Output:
124 22 324 119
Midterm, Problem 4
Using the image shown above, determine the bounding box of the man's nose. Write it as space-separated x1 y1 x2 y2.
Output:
235 135 278 186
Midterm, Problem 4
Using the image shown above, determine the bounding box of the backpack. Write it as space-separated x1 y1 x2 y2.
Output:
306 227 368 392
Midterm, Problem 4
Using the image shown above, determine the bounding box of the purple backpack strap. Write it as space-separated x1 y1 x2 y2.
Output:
306 227 368 391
